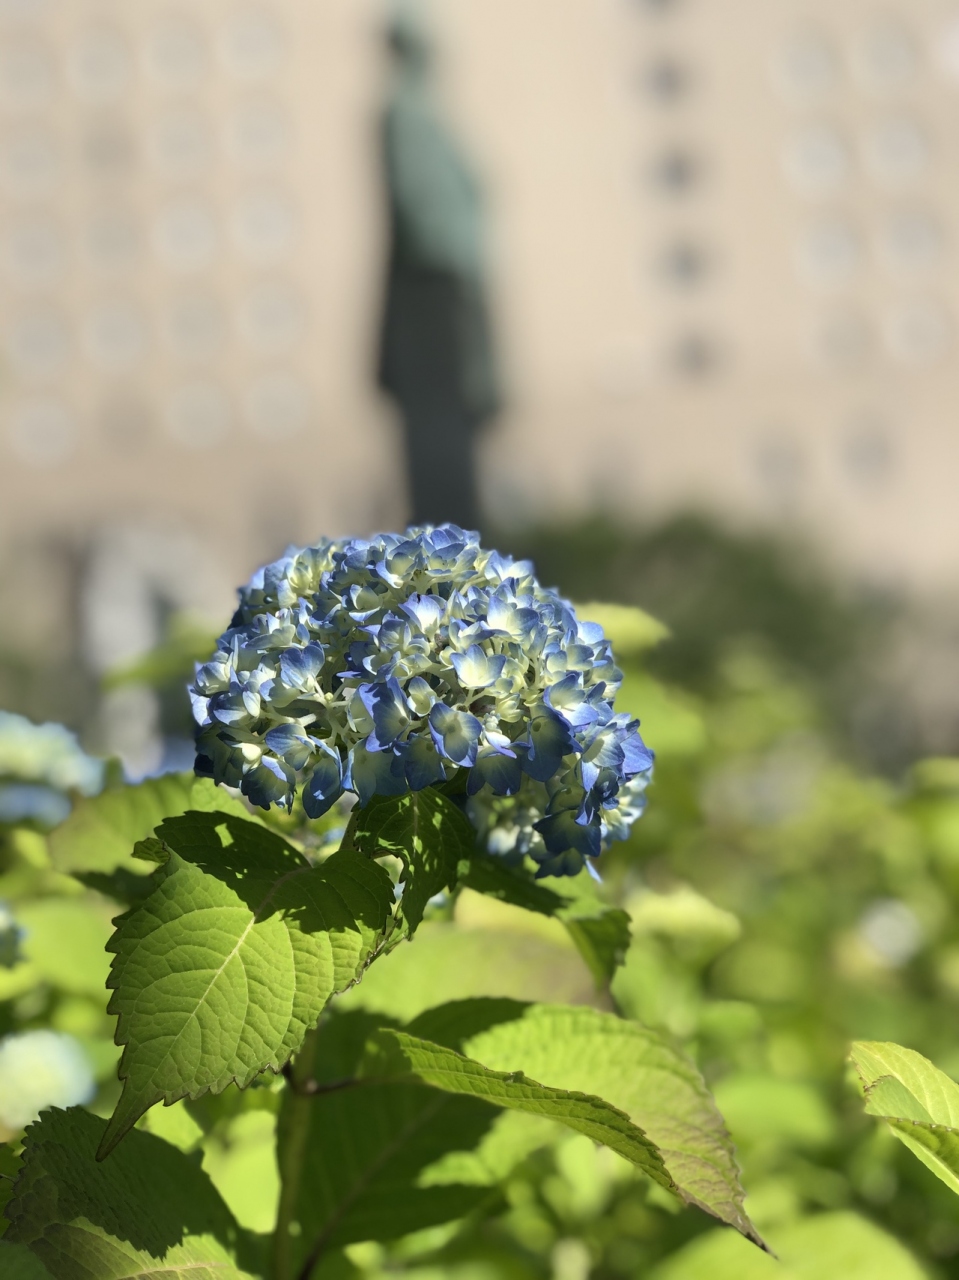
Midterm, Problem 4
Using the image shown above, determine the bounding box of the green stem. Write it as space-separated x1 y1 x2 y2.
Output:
271 1028 320 1280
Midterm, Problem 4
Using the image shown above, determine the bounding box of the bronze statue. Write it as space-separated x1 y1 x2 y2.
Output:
376 10 501 530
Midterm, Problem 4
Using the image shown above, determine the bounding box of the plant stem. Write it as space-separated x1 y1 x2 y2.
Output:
271 1028 319 1280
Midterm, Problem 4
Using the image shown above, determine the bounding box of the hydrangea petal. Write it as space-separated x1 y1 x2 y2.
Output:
302 741 343 818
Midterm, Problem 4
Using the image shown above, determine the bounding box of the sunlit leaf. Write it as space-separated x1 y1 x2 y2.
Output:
449 1001 762 1244
276 1013 496 1276
49 774 258 876
100 809 393 1157
851 1040 959 1197
4 1108 259 1279
346 790 475 933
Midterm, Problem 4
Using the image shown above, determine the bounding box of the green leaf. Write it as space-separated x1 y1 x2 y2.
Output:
346 789 476 932
449 1001 762 1244
4 1108 258 1279
562 909 631 987
650 1211 927 1280
574 601 671 654
850 1039 959 1197
48 774 258 876
100 809 394 1158
1 1143 22 1228
365 1028 675 1185
277 1015 497 1275
0 1242 55 1278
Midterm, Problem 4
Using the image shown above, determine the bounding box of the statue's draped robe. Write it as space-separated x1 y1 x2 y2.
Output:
377 81 500 528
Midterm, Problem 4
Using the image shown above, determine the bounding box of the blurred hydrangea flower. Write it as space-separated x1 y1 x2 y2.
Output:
0 712 103 797
0 1030 95 1132
191 525 652 876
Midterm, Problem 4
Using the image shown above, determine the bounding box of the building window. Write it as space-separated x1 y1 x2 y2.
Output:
7 397 76 467
668 332 720 377
648 147 702 195
782 125 849 196
657 240 710 288
797 219 861 285
883 298 952 364
863 117 929 186
879 210 943 274
842 415 893 486
641 58 691 104
853 22 918 93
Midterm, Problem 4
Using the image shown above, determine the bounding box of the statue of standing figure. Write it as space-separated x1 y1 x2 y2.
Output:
376 8 501 531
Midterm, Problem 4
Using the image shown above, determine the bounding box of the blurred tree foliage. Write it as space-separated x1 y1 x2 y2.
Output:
497 516 901 768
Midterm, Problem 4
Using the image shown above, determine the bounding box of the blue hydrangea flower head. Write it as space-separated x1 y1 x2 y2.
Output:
191 525 653 876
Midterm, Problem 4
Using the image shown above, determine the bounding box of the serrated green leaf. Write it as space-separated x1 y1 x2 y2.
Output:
5 1108 258 1280
449 1002 762 1244
347 789 475 932
851 1040 959 1197
0 1241 55 1278
276 1013 496 1276
100 809 394 1157
48 774 258 876
364 1027 675 1186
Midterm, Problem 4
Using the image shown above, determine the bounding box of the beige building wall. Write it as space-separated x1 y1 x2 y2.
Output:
433 0 959 590
2 0 959 633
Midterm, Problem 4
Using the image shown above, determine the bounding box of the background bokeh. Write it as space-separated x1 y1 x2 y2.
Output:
5 1 959 1277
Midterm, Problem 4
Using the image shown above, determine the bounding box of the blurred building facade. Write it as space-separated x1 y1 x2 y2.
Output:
430 0 959 592
3 0 959 713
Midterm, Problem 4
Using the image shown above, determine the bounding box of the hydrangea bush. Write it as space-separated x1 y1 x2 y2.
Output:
0 527 763 1280
191 525 653 876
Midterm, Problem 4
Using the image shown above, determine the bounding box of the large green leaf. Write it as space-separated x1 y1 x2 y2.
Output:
280 999 761 1276
851 1040 959 1197
0 1242 55 1278
276 1013 497 1276
346 790 475 933
4 1108 259 1280
48 774 257 875
99 809 394 1157
447 1001 761 1244
364 1028 675 1183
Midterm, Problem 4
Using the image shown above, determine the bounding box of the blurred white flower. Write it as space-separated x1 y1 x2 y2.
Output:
858 898 923 968
0 1030 95 1131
